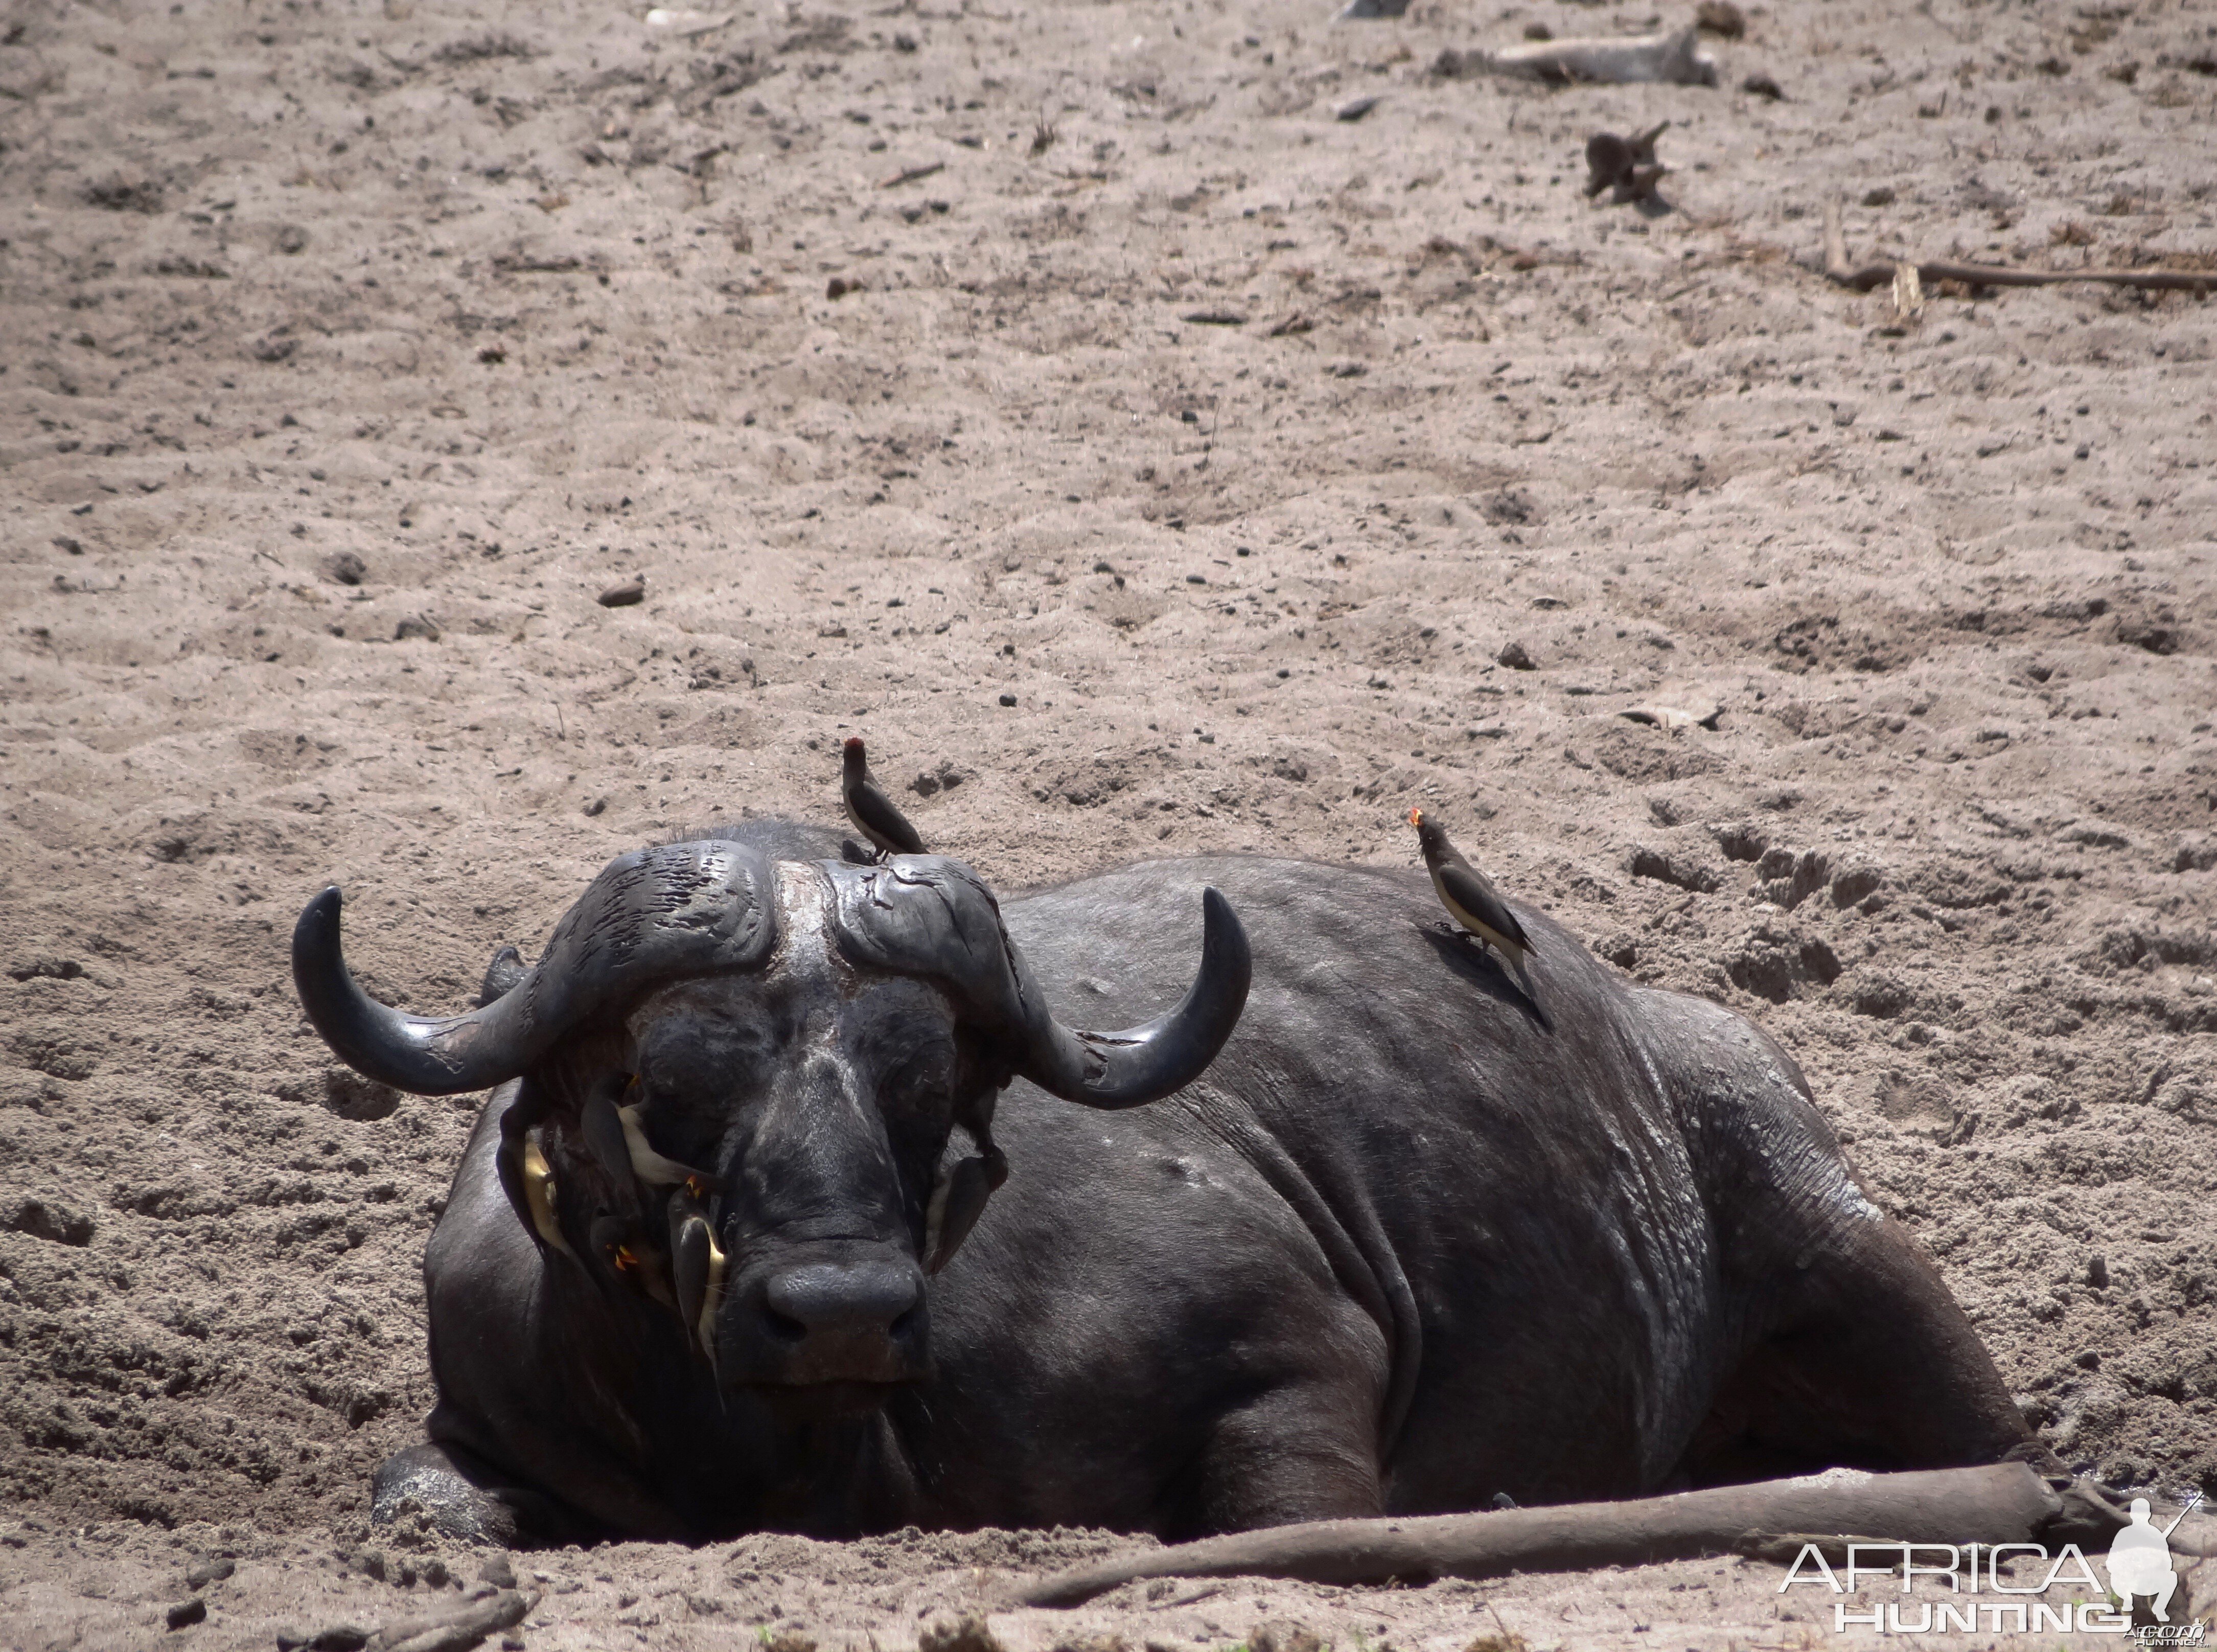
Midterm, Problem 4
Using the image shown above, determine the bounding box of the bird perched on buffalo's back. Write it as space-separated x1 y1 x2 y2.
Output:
1408 807 1535 974
842 737 926 860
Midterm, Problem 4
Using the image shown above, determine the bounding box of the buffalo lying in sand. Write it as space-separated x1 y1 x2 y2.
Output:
292 819 2044 1544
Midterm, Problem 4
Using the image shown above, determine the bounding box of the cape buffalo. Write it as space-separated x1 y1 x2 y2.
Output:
292 819 2043 1545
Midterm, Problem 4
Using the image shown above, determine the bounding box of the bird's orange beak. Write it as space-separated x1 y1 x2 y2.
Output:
1406 807 1424 829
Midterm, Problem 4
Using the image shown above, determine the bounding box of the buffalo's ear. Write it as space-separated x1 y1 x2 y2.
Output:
477 944 527 1007
923 1145 1007 1274
496 1076 573 1257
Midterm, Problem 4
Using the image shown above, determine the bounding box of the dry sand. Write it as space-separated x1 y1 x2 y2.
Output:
3 0 2215 1641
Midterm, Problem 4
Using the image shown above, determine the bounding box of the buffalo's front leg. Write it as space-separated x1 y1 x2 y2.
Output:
372 1433 593 1547
1175 1376 1387 1539
1686 1213 2049 1483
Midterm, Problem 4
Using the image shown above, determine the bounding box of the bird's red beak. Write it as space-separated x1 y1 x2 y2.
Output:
1406 808 1424 829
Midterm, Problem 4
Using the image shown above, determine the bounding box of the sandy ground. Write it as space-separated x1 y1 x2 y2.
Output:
4 0 2216 1641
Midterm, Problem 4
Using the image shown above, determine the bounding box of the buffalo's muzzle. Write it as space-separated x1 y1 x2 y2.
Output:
722 1241 928 1389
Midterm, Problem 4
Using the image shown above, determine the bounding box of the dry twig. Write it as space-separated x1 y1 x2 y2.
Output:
1819 198 2213 294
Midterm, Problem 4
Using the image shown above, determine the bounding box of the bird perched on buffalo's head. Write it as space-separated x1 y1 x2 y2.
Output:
842 737 926 860
1408 807 1534 969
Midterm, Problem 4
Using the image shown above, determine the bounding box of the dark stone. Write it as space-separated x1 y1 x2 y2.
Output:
1628 846 1721 894
7 956 84 982
185 1555 236 1590
4 1198 94 1247
166 1598 207 1630
918 1620 992 1652
1248 1625 1325 1652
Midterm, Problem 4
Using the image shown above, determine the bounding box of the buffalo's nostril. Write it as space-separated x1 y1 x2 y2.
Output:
761 1261 921 1339
761 1307 807 1345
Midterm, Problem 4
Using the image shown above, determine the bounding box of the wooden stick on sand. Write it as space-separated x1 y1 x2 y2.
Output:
1820 199 2214 294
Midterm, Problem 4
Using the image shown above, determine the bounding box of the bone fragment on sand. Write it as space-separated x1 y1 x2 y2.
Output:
1466 25 1719 87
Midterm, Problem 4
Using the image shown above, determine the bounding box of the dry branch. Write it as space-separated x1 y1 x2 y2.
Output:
371 1589 537 1652
881 161 945 189
1023 1465 2087 1607
1820 199 2214 295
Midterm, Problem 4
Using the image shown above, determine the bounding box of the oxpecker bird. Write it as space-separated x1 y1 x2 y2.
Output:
842 737 926 859
1408 807 1535 970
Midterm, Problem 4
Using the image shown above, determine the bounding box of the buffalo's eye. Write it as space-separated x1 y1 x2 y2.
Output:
882 1049 953 1112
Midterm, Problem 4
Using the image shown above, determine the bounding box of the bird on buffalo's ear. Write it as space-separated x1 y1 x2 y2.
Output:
841 736 926 860
666 1181 726 1373
1408 807 1535 976
923 1128 1008 1275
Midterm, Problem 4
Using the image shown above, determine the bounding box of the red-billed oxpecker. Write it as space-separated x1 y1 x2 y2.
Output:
842 737 926 860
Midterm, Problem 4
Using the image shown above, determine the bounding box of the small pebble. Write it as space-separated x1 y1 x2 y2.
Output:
1496 640 1536 671
1694 0 1745 36
479 1554 518 1590
997 693 1017 707
597 575 646 608
166 1598 207 1631
184 1555 235 1590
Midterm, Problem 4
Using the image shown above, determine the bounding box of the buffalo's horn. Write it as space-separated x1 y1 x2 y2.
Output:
828 860 1251 1111
292 886 539 1095
1015 886 1251 1109
291 841 775 1096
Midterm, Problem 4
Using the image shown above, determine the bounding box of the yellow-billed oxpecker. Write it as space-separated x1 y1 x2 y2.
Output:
1408 806 1534 969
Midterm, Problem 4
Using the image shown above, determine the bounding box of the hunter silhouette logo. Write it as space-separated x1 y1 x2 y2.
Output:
2110 1494 2201 1624
1777 1488 2206 1638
